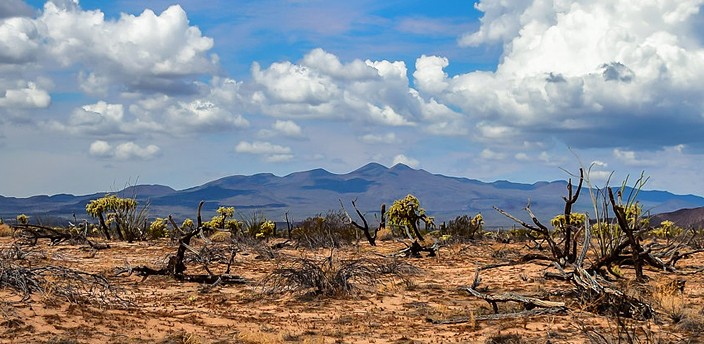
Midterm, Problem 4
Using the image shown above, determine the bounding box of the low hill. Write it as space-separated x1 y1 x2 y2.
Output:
651 207 704 229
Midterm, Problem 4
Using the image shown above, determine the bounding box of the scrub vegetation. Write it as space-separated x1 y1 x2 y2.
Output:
2 167 704 343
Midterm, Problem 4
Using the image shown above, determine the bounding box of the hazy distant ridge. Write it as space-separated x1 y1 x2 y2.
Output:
2 163 704 227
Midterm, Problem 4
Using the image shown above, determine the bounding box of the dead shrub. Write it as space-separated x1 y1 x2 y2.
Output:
485 333 523 344
260 255 419 297
292 210 358 248
442 214 484 242
208 230 231 242
583 316 666 344
0 224 14 237
0 258 128 307
678 316 704 335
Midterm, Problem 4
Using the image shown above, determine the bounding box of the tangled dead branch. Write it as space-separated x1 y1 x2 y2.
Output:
260 254 419 297
13 224 109 250
451 168 664 322
116 201 246 285
0 258 128 307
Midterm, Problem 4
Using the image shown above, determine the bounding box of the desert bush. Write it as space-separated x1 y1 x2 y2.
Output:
442 213 484 242
146 218 168 240
485 334 523 344
584 316 664 344
260 256 418 297
648 220 684 239
677 316 704 336
86 194 148 241
236 212 276 239
506 228 533 242
375 226 394 241
208 231 231 242
292 210 357 248
387 194 435 241
0 258 128 306
0 224 14 237
202 206 241 233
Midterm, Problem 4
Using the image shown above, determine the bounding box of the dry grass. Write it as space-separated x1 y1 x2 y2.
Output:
0 224 13 237
208 230 231 242
2 237 704 343
260 255 418 296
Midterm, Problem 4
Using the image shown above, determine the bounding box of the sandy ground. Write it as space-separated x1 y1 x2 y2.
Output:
2 234 704 344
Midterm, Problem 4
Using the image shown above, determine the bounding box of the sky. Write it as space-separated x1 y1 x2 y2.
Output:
2 0 704 197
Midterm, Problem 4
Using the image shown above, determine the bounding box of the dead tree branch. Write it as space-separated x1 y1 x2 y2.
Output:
116 201 246 285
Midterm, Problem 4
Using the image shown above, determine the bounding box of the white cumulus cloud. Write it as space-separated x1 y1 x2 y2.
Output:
36 2 216 94
392 154 419 168
272 120 303 137
0 17 42 64
250 48 420 127
0 81 50 108
89 140 160 160
359 132 400 144
235 141 293 162
0 0 34 19
88 140 112 158
235 141 291 155
613 148 655 166
411 0 704 152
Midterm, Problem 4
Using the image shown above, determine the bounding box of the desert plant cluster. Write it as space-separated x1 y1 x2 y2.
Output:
2 168 704 343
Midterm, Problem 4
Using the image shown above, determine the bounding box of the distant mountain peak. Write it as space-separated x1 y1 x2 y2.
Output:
306 168 334 177
3 162 704 228
390 163 413 171
352 162 388 175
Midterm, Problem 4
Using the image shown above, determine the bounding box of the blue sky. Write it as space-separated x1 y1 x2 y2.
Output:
2 0 704 197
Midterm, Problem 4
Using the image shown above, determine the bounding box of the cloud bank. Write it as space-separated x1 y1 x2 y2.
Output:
3 0 704 197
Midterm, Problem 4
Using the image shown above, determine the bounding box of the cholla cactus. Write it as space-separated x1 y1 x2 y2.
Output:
624 203 649 229
217 206 235 219
205 206 236 230
650 220 683 238
147 217 168 239
470 213 483 228
256 220 276 238
16 214 29 225
85 194 139 240
181 218 194 230
550 213 586 230
592 222 620 237
225 219 242 231
387 194 434 241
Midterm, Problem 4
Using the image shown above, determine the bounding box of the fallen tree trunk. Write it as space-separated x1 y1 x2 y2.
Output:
14 224 109 250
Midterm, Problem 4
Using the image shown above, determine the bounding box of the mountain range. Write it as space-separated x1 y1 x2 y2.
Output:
2 163 704 228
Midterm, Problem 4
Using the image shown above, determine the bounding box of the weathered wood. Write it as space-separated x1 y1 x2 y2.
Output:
396 240 438 258
116 201 247 285
562 169 583 263
609 188 645 281
461 286 566 314
340 199 379 246
15 224 109 249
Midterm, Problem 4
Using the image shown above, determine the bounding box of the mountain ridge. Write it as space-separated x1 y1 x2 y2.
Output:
2 163 704 227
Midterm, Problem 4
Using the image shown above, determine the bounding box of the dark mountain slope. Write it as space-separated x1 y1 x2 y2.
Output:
2 163 704 227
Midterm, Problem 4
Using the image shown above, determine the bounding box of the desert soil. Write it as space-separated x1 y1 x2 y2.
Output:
1 234 704 344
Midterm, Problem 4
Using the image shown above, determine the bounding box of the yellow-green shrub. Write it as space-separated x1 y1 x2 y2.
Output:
146 217 168 239
16 214 28 225
649 220 684 238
